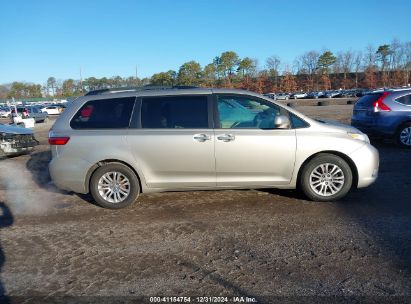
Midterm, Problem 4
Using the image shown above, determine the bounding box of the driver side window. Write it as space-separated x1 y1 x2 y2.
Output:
217 95 281 129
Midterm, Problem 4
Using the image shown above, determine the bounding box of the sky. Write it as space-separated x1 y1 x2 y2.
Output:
1 0 411 84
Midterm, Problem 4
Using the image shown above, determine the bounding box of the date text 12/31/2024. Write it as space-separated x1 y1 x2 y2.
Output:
150 296 257 303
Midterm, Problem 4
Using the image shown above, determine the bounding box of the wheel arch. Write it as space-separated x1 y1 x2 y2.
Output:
85 159 143 194
395 119 411 133
296 151 359 189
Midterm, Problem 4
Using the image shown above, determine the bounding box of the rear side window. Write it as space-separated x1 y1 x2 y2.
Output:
355 93 383 107
396 94 411 105
141 96 208 128
71 97 135 129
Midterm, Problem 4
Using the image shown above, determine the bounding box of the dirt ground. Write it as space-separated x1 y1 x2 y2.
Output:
0 105 410 303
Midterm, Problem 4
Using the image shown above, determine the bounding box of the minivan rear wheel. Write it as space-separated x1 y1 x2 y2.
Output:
396 123 411 148
300 154 352 202
90 163 140 209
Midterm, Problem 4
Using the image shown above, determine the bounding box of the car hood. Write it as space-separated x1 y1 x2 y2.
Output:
0 124 34 135
315 119 362 133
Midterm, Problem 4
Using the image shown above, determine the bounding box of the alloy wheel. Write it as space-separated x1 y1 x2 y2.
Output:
309 163 345 197
399 127 411 146
98 171 131 203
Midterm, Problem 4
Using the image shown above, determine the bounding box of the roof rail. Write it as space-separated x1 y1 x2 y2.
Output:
84 85 200 96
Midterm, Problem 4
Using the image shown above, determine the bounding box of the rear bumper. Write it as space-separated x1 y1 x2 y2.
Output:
351 119 395 137
349 143 379 188
49 155 92 194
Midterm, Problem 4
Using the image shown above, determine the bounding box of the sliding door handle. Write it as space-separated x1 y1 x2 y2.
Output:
217 134 235 142
193 134 211 142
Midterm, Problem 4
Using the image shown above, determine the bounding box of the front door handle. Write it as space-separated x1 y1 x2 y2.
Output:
217 134 235 142
193 134 211 142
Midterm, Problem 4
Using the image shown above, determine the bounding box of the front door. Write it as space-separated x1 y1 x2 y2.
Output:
214 94 296 187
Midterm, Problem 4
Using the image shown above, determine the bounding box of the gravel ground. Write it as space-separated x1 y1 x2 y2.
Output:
0 105 410 303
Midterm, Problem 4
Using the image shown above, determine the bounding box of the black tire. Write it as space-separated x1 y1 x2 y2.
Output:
396 123 411 148
317 100 331 106
90 163 140 209
287 102 295 108
299 153 353 202
347 100 356 105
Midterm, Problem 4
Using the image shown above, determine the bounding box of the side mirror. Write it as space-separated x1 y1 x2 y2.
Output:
274 115 291 129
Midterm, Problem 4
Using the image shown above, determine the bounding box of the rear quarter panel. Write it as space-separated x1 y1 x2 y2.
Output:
50 95 148 193
51 130 148 193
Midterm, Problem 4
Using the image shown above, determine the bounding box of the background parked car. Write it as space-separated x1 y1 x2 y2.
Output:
307 91 325 99
290 92 307 99
14 107 29 118
41 105 64 115
351 88 411 147
263 93 277 100
12 106 48 123
54 103 67 110
24 106 48 123
355 89 372 97
323 90 342 98
275 93 290 100
0 106 11 118
339 90 357 98
0 123 38 157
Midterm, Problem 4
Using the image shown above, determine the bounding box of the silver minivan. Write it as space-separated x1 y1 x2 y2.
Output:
49 88 379 209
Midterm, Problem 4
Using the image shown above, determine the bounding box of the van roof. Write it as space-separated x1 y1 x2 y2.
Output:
83 87 261 98
84 86 253 96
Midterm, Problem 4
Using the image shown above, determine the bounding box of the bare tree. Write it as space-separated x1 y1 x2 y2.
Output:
403 41 411 86
353 51 363 88
390 38 403 70
298 51 320 90
266 55 281 88
364 45 376 68
336 50 354 89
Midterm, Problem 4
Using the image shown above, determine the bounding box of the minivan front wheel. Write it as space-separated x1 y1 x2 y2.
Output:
300 154 352 201
90 163 140 209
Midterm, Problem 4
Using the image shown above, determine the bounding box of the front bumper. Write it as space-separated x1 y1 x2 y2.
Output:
0 133 38 157
349 143 379 188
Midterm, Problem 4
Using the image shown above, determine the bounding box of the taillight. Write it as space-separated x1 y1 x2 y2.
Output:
373 92 391 112
48 137 70 145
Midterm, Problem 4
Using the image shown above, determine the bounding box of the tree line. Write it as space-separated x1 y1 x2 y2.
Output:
1 38 410 99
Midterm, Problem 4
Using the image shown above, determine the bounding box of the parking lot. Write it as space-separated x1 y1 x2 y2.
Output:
0 104 410 301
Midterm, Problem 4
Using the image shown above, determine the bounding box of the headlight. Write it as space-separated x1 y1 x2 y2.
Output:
347 132 370 143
